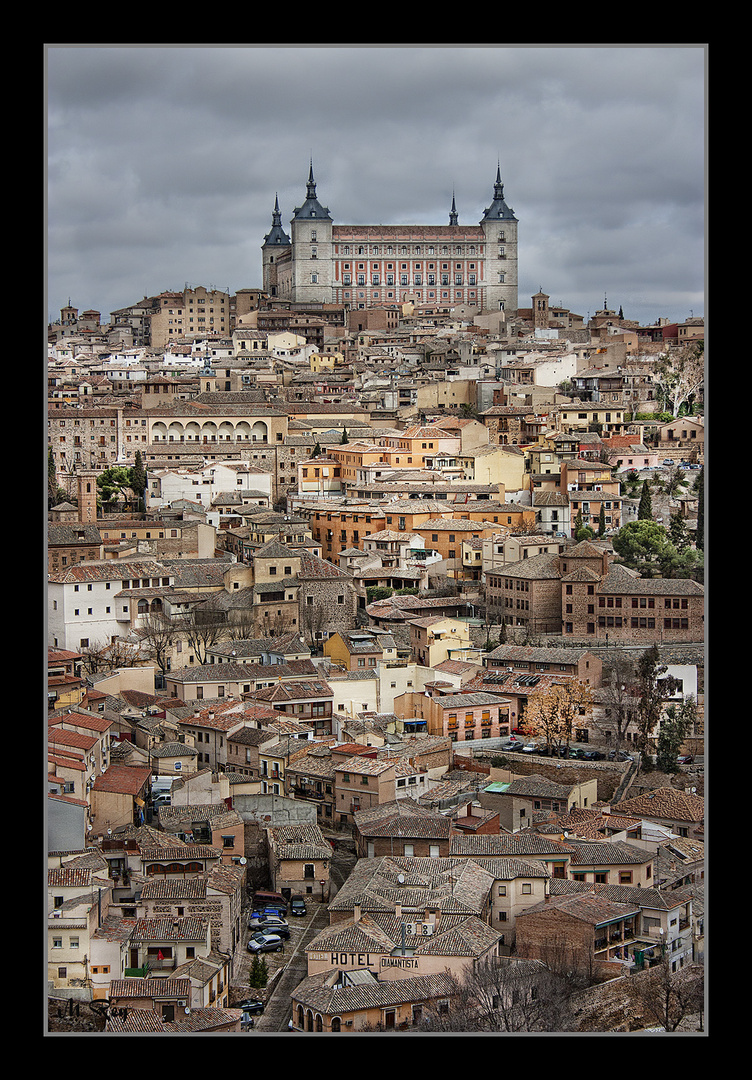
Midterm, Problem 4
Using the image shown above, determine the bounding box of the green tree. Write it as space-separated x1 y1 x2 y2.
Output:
612 520 674 577
310 442 322 458
597 503 606 538
48 448 67 508
340 427 349 444
97 465 134 507
663 465 686 499
638 479 653 520
249 955 269 989
634 645 677 759
130 450 147 511
656 696 697 773
573 510 594 542
694 467 704 551
668 510 690 552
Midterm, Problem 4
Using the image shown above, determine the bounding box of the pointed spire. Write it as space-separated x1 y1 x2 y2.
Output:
291 159 332 221
494 161 504 199
449 190 458 226
481 162 516 223
306 158 317 200
262 192 291 247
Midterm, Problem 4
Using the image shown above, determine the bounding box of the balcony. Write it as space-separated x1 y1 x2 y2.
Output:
124 965 149 978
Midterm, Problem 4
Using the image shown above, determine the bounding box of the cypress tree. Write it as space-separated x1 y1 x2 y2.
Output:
638 479 653 520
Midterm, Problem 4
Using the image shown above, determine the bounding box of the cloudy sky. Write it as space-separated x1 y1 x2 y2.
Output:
46 45 706 329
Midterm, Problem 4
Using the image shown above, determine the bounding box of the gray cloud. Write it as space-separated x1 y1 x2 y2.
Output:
46 44 706 328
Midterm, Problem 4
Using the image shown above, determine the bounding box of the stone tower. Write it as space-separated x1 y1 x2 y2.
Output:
532 289 550 330
288 161 334 305
77 470 98 524
479 165 518 314
261 193 291 299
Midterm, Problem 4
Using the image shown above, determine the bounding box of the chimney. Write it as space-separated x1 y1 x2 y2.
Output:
353 904 361 923
395 902 402 919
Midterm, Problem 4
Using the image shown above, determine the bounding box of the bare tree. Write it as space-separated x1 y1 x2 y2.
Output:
299 601 328 651
79 637 140 675
416 957 580 1032
522 680 594 752
595 654 641 749
137 613 179 683
630 957 704 1032
653 343 704 419
182 603 226 665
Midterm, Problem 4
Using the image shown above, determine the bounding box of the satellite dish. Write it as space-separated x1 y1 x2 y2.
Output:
397 873 405 884
239 857 247 865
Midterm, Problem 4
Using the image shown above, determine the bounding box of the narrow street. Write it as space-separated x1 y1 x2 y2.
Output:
235 836 358 1033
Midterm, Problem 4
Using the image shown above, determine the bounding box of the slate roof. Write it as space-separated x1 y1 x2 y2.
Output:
128 916 211 942
564 839 654 867
613 787 704 823
499 775 579 799
268 824 333 861
353 798 451 839
548 878 690 912
292 969 457 1014
517 892 641 926
449 833 575 858
109 977 192 999
327 855 495 917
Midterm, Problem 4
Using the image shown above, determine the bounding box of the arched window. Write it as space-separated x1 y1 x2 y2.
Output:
315 1013 323 1031
331 1016 341 1031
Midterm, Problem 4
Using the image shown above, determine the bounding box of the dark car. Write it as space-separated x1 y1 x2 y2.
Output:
568 747 584 759
582 750 604 761
677 754 694 765
248 914 290 938
235 999 265 1016
247 932 284 953
252 903 288 918
290 897 307 917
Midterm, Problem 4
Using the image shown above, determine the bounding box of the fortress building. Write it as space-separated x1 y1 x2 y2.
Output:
262 163 518 315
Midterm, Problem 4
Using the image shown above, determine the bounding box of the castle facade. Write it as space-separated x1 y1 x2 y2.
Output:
262 164 518 315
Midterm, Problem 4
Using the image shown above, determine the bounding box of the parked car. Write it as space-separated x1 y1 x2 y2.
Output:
677 754 694 765
236 999 265 1015
582 750 604 760
251 890 288 915
248 914 290 937
662 459 675 466
247 932 284 953
290 897 307 917
521 743 538 753
568 747 584 759
252 904 288 918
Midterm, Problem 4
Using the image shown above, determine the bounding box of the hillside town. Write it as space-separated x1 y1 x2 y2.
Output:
47 173 705 1036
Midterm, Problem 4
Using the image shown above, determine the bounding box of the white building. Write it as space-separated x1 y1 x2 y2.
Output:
48 559 175 651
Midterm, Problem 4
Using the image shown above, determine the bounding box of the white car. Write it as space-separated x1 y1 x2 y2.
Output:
521 743 538 753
